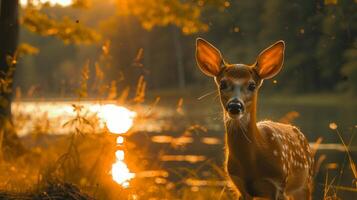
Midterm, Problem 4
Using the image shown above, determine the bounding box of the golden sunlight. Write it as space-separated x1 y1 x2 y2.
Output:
20 0 72 7
116 136 124 144
12 101 137 187
97 104 136 134
112 150 135 188
100 104 136 187
12 102 136 136
112 135 135 187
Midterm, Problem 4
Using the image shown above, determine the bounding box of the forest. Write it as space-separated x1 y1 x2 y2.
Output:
10 0 357 95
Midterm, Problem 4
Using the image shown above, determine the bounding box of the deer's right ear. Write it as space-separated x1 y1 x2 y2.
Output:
196 38 223 77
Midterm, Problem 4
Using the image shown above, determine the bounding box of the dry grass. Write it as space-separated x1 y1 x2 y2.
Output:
321 125 357 199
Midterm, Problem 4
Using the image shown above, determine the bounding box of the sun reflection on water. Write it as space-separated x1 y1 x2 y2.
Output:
12 101 137 188
98 104 136 188
111 158 135 188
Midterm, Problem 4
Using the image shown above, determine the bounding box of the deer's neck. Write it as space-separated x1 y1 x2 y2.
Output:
224 94 263 159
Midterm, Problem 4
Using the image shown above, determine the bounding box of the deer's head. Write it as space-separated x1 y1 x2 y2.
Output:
195 38 285 120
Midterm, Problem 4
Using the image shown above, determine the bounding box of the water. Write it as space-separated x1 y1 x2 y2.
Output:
11 99 357 199
134 96 357 199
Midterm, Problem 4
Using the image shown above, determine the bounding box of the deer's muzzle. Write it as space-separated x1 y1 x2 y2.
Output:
226 99 244 115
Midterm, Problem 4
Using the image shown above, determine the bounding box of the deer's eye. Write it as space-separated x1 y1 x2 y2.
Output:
248 83 256 91
220 80 228 90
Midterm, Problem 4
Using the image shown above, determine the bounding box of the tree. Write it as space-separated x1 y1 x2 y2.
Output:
315 1 356 91
0 0 25 158
115 0 210 34
258 0 319 92
315 3 345 90
0 0 19 118
112 0 222 89
339 0 357 94
0 0 100 158
341 39 357 94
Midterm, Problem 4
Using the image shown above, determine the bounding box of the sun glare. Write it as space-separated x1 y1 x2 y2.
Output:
116 136 124 144
96 104 136 187
97 104 136 134
112 160 135 188
12 101 137 187
20 0 73 7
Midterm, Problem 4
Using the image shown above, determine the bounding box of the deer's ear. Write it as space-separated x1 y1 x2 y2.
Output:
196 38 223 77
255 40 285 79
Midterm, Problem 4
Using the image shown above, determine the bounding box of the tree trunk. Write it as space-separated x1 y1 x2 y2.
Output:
172 27 185 89
0 0 24 159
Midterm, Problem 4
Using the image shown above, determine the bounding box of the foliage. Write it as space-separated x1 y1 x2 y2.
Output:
21 7 100 44
72 0 92 9
16 1 357 94
17 43 40 56
115 0 225 34
0 44 36 111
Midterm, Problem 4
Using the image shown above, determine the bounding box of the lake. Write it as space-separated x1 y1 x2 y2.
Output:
12 97 357 199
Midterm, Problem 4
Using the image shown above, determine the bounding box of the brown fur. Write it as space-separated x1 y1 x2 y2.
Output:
195 38 314 200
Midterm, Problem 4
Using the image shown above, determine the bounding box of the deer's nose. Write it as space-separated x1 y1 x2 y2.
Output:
227 99 244 115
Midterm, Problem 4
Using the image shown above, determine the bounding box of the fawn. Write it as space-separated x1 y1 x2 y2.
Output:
195 38 314 200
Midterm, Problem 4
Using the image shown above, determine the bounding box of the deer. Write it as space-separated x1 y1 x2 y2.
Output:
195 38 314 200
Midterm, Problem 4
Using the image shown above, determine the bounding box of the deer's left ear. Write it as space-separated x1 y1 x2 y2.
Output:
255 40 285 79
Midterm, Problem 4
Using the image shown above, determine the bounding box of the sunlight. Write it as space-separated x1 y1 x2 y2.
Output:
116 136 124 144
11 102 137 136
112 142 135 187
111 158 135 188
112 135 135 187
97 104 136 187
97 104 136 134
20 0 72 7
11 101 136 188
112 148 135 187
115 150 125 160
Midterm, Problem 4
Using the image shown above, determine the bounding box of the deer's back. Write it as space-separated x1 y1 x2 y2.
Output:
257 120 314 192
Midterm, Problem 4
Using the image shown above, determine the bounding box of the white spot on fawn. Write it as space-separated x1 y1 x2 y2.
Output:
273 150 278 156
283 164 287 173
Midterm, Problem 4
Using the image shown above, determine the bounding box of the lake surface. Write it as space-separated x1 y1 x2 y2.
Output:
12 98 357 199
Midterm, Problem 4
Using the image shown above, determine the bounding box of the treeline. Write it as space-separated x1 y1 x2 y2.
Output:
16 0 357 96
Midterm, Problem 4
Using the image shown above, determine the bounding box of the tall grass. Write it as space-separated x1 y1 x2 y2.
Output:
322 124 357 199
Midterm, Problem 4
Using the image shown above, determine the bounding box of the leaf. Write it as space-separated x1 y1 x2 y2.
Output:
17 43 39 56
